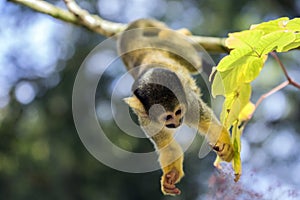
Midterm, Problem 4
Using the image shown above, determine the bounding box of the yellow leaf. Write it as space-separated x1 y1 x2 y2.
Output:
221 84 251 127
211 71 225 97
238 102 255 121
226 30 263 50
250 17 290 32
231 121 242 182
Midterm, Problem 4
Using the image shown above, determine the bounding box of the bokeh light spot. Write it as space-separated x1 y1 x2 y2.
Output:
14 81 36 105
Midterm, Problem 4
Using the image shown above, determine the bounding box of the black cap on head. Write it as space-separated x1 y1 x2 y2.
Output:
133 68 187 114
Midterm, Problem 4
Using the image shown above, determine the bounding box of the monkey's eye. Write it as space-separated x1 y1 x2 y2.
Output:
175 109 182 116
165 115 173 121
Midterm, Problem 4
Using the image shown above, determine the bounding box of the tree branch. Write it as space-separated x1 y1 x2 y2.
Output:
9 0 229 52
189 36 230 53
8 0 79 24
9 0 128 37
62 0 127 37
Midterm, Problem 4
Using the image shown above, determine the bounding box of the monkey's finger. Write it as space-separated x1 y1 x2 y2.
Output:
166 174 176 184
165 169 179 184
163 182 176 189
166 169 177 178
163 186 181 195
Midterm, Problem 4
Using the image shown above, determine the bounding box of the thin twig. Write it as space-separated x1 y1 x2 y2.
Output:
270 52 300 89
254 81 289 112
242 80 289 129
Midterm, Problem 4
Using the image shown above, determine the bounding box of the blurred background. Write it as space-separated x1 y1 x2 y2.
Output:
1 0 300 199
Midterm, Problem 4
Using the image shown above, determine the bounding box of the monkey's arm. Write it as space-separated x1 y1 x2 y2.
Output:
186 97 234 162
150 130 184 196
198 100 234 162
124 96 184 195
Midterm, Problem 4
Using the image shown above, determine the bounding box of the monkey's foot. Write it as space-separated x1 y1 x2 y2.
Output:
212 142 234 162
162 168 181 195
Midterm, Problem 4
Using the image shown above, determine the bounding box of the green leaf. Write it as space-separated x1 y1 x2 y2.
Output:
214 52 263 95
250 17 289 33
250 17 300 52
218 67 244 95
242 56 265 83
251 17 300 33
226 30 263 50
258 31 295 54
231 121 242 182
211 71 225 97
217 48 256 72
214 18 300 100
281 33 300 51
285 18 300 30
212 67 241 97
220 84 251 127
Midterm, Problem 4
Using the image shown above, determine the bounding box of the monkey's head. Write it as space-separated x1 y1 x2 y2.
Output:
125 68 187 129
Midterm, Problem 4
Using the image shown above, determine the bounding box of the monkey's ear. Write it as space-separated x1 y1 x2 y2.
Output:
123 96 147 117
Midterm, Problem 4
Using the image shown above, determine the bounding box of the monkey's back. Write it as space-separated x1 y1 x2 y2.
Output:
118 19 202 79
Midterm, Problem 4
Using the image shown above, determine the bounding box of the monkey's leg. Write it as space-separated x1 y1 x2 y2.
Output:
151 130 184 196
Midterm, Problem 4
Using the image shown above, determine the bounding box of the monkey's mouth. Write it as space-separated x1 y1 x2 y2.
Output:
165 117 183 129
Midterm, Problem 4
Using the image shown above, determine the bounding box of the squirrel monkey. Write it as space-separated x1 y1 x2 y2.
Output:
118 19 234 196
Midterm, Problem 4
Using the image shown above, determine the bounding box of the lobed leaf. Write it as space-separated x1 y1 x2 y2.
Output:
284 18 300 30
281 33 300 52
258 31 295 54
226 30 263 50
251 17 300 33
217 48 256 72
250 17 289 33
242 56 265 83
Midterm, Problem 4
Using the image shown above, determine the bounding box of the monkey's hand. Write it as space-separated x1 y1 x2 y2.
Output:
212 141 234 162
161 167 183 195
210 128 234 162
